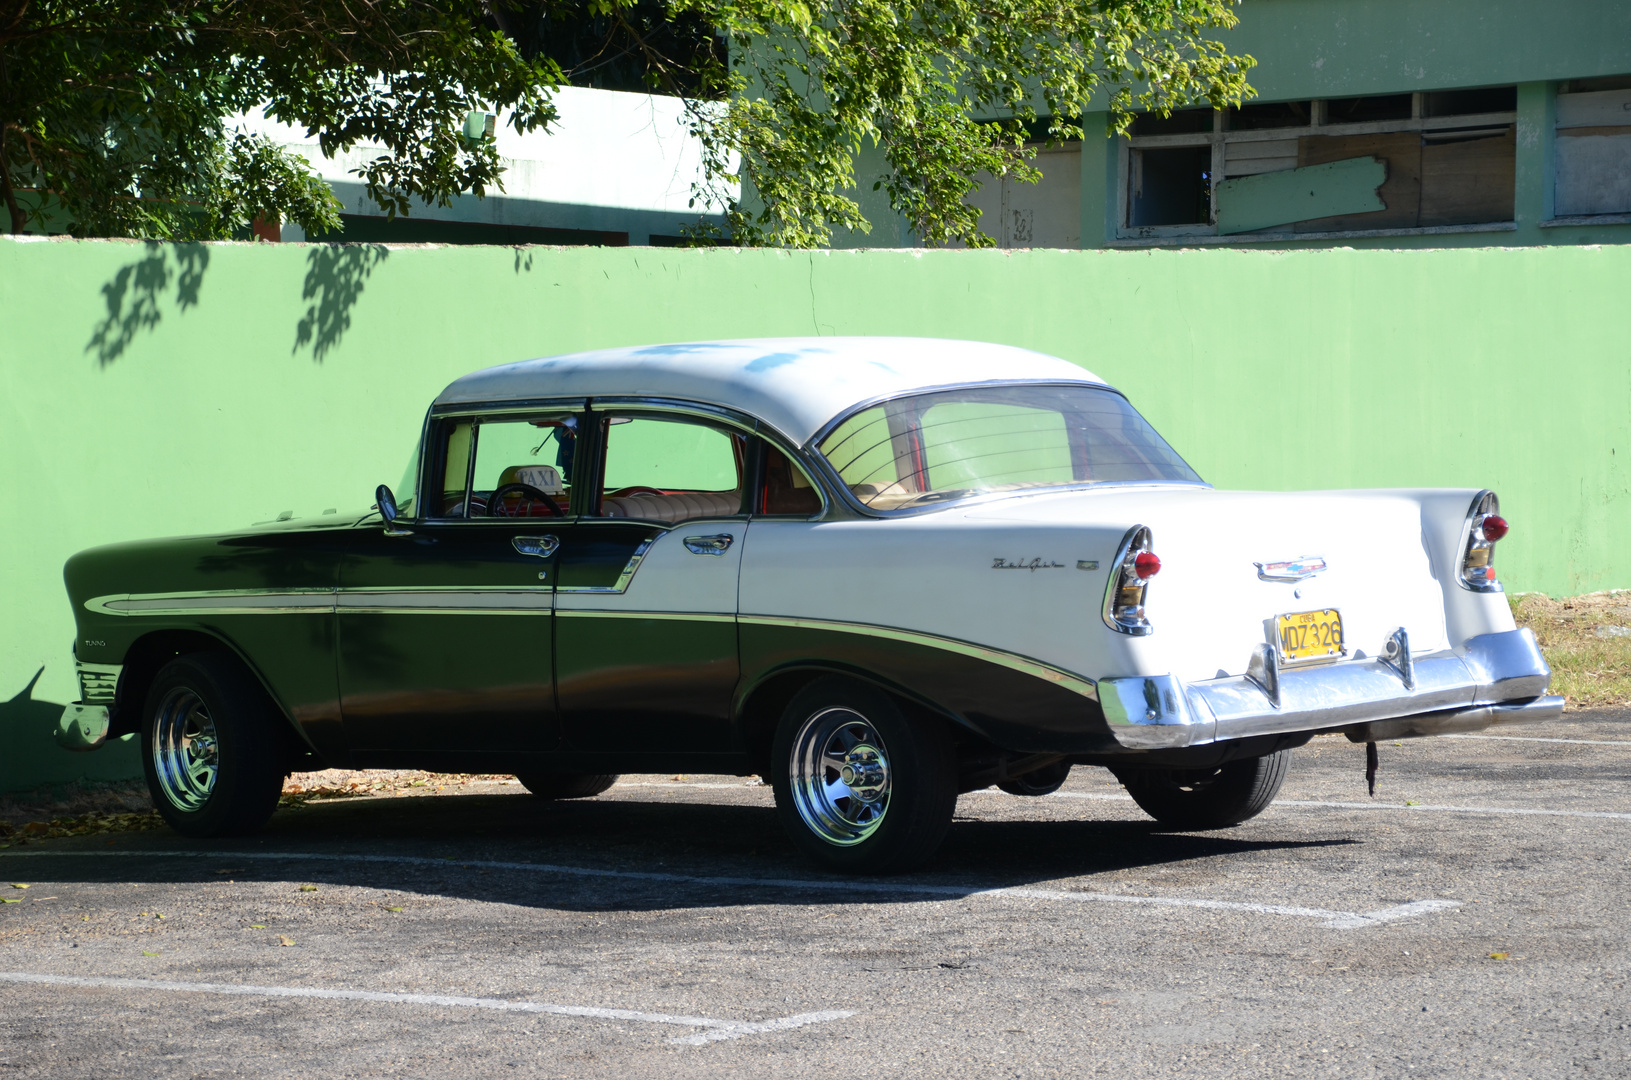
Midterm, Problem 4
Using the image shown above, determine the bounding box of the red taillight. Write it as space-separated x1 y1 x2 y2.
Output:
1134 552 1162 579
1460 492 1504 593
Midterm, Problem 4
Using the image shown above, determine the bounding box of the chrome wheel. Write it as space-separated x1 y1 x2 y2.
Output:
789 706 892 846
150 687 220 812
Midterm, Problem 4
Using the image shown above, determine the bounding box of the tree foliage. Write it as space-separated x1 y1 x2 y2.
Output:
0 0 1252 246
0 0 557 237
690 0 1254 246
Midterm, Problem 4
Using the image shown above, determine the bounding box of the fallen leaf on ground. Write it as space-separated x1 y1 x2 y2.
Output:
385 906 404 913
1489 952 1510 960
142 951 159 957
11 883 29 889
278 936 296 947
1 898 19 904
248 924 266 929
298 885 317 892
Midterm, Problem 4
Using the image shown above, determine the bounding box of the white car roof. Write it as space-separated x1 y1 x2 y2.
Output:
434 337 1110 446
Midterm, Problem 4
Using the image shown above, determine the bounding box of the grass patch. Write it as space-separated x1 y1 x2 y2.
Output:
1511 590 1631 707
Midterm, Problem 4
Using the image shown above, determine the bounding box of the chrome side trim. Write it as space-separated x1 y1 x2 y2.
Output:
87 587 557 617
336 589 553 615
87 590 339 616
739 614 1099 701
558 536 656 594
556 610 735 623
1101 627 1553 750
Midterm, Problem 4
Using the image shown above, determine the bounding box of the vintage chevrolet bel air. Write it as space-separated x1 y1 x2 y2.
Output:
57 338 1560 871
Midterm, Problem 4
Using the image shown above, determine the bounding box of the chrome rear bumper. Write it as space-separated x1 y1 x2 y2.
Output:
1100 628 1561 750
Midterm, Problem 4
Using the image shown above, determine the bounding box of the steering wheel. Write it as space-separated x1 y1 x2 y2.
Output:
485 482 563 518
607 485 664 498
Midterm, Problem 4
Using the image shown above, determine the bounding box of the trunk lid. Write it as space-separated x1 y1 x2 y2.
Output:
964 486 1453 683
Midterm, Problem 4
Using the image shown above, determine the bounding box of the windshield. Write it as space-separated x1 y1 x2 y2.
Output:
817 385 1202 511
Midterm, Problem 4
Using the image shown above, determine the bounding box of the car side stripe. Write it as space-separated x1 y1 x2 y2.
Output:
738 614 1099 701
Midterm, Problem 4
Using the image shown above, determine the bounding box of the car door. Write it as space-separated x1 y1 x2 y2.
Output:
336 409 579 760
552 407 749 757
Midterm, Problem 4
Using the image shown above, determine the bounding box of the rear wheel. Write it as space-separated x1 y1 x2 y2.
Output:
514 773 619 800
1115 750 1291 830
771 677 957 874
141 653 287 838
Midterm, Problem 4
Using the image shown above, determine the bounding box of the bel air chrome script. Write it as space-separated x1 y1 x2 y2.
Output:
992 558 1065 571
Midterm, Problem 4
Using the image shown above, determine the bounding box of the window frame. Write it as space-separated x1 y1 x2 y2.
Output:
1115 92 1520 245
414 399 589 524
808 380 1209 520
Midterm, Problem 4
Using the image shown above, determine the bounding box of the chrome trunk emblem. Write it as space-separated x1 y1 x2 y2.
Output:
1254 557 1327 582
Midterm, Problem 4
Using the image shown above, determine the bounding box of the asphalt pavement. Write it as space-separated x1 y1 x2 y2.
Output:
2 709 1628 1078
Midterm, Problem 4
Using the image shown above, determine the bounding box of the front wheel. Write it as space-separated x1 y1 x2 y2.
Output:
514 773 619 799
141 653 287 838
771 677 956 874
1115 750 1291 830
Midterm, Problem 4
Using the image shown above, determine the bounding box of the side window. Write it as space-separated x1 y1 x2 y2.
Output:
596 415 746 524
757 441 823 516
431 415 576 518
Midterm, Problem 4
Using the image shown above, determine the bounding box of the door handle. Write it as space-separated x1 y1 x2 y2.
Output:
684 533 735 556
513 535 560 559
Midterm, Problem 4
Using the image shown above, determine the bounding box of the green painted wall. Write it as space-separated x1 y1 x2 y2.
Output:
3 237 1627 788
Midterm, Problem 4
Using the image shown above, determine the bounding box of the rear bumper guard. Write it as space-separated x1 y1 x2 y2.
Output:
1100 628 1561 750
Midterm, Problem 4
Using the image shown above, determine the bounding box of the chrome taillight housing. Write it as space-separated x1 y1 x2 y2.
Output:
1459 491 1508 593
1103 525 1159 635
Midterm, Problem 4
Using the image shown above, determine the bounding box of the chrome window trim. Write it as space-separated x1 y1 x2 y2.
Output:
429 395 839 522
805 381 1208 519
415 401 589 524
738 614 1099 701
806 379 1118 449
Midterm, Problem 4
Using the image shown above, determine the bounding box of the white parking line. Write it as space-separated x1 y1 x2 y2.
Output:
0 971 851 1045
1443 733 1631 747
1022 790 1631 821
0 849 1450 930
1273 799 1631 820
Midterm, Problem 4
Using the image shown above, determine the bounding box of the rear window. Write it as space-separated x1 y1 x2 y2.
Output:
817 384 1201 511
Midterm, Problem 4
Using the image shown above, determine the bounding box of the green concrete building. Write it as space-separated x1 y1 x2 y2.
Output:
947 0 1631 250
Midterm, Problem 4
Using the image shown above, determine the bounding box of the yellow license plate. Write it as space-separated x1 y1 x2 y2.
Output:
1275 609 1345 664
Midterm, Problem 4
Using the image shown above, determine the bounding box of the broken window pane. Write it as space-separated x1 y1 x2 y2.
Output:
1228 102 1311 130
1130 109 1214 136
1129 147 1211 226
1325 95 1413 124
1423 87 1517 117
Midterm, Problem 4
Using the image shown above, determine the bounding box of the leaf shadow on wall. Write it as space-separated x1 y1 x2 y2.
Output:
292 244 389 362
85 242 211 367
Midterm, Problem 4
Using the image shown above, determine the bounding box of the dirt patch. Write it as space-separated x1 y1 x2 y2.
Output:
279 769 520 805
0 772 522 846
1512 590 1631 707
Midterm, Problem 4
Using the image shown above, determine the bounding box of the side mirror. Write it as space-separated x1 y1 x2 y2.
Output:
376 485 412 536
